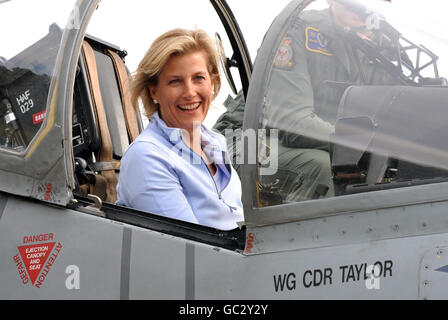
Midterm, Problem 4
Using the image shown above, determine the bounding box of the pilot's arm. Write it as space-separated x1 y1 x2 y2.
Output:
116 141 199 225
266 26 334 151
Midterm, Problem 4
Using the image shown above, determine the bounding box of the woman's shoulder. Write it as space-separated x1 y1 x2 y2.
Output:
123 124 174 161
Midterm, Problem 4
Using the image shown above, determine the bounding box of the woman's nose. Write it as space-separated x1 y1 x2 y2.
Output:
182 80 196 99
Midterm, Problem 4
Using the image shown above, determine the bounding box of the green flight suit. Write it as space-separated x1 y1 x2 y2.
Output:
215 8 398 203
267 8 397 151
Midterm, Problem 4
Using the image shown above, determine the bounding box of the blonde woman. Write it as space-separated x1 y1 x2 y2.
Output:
116 29 244 230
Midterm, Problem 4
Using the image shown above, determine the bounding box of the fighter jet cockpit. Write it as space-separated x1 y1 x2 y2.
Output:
0 23 61 152
4 0 448 300
252 0 448 210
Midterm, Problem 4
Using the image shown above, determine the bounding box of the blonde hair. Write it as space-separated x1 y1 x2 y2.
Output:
131 28 221 119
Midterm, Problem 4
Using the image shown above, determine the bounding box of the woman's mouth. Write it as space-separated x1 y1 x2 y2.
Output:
177 102 201 111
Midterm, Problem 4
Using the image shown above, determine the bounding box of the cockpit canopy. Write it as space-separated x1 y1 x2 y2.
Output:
247 0 448 212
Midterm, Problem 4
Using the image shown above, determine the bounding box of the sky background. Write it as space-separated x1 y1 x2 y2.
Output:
2 0 448 125
3 0 448 72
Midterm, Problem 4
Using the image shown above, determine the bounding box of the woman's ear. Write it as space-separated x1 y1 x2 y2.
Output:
149 86 158 102
210 77 216 100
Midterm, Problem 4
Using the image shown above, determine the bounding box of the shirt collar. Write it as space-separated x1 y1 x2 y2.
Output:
150 111 229 165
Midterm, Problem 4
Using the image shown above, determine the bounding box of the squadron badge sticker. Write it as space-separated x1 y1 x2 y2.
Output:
13 233 62 288
274 37 294 68
305 26 334 56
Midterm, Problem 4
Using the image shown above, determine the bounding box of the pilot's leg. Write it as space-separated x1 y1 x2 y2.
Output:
225 128 334 204
271 144 334 202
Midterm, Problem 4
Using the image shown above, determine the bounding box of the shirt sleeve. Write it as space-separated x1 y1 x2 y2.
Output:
265 26 334 151
118 141 198 225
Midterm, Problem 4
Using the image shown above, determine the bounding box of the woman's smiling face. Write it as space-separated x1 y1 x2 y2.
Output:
150 50 214 134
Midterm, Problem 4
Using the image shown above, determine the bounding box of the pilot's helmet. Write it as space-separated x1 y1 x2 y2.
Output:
332 0 371 19
331 0 386 36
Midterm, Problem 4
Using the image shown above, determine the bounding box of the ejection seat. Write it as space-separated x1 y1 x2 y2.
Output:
331 85 448 196
73 35 143 203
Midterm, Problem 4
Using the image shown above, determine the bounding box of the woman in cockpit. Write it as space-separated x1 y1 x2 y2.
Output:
116 29 244 231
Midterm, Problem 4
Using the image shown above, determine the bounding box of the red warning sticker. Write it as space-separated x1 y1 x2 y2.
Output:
32 110 46 125
13 233 62 288
18 242 55 284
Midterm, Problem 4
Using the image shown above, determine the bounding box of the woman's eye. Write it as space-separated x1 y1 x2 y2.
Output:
169 79 180 84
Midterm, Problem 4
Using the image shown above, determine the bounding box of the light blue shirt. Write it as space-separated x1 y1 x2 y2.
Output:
116 112 244 230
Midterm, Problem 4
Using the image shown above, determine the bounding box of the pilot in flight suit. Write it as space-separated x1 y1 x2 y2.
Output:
214 1 400 203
